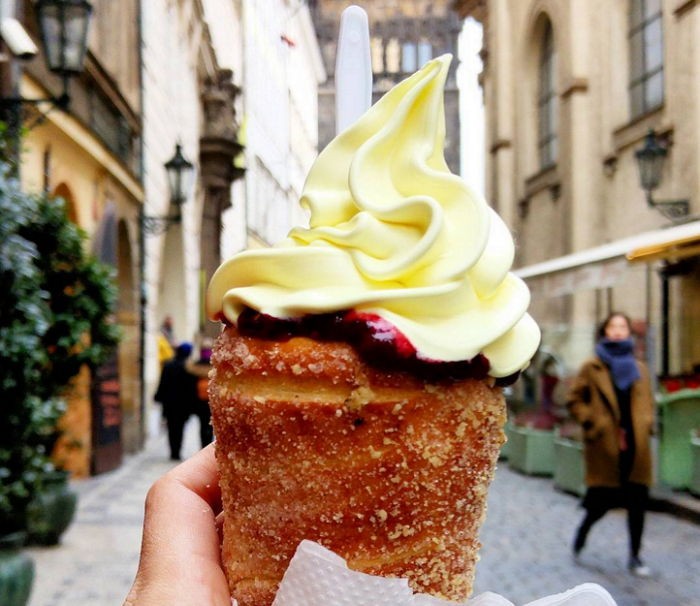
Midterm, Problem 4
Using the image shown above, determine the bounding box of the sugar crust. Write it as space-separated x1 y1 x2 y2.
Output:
210 326 506 606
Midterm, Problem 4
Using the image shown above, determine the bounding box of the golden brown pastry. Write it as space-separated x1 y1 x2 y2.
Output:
210 326 507 606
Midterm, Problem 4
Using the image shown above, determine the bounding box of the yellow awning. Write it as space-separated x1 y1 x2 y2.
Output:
627 233 700 263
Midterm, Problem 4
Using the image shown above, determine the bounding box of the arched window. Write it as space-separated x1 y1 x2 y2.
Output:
629 0 664 117
538 20 557 169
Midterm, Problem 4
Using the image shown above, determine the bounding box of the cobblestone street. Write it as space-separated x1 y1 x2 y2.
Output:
26 421 700 606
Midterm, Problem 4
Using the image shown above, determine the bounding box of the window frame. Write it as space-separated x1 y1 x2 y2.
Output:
537 20 558 170
628 0 664 118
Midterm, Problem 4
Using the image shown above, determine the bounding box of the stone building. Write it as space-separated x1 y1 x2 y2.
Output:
0 0 247 473
455 0 700 382
239 0 326 250
140 0 244 443
1 0 144 475
0 0 330 474
310 0 464 173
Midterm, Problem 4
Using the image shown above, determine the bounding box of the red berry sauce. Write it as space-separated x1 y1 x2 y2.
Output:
235 307 520 386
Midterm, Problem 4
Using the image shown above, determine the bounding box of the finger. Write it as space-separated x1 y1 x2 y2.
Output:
168 443 222 514
125 445 230 605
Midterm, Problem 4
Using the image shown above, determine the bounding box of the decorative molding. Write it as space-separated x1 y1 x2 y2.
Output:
674 0 698 18
560 78 589 99
518 197 531 219
602 154 618 177
22 77 144 202
451 0 487 21
524 164 561 199
612 107 672 153
489 139 512 154
199 68 244 204
84 54 140 131
520 165 562 218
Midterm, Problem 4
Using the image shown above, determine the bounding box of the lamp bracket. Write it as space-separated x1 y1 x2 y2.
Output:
141 213 182 236
646 192 690 221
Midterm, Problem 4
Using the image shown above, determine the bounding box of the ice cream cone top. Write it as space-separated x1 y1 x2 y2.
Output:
207 55 540 377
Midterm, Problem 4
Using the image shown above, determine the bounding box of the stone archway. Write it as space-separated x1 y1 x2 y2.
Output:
53 182 79 224
49 182 92 477
90 202 123 474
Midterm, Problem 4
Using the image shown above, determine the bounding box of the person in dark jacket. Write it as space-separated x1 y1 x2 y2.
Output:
186 340 214 448
567 312 655 577
154 342 198 460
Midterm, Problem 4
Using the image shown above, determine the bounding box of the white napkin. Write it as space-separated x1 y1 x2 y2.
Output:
254 540 618 606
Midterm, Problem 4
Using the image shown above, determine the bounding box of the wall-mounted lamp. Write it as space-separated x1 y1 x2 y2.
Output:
634 129 689 221
141 144 195 235
0 0 93 116
138 142 195 445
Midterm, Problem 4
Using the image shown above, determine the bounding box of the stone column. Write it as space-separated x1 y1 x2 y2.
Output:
199 68 244 339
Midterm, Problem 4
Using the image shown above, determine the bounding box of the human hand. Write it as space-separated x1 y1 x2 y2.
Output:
124 444 231 605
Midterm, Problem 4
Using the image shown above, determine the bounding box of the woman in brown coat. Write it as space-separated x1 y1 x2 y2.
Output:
567 312 655 577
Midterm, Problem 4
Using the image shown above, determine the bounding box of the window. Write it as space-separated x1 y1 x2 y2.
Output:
401 42 417 73
538 20 558 169
629 0 664 117
385 38 400 73
418 41 432 67
371 37 384 73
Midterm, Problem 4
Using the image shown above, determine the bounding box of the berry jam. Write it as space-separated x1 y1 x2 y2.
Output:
236 307 520 385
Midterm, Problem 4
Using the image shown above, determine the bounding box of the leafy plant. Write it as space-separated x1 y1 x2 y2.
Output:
0 165 120 535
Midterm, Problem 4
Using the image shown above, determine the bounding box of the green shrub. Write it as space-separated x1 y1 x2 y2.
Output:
0 167 120 535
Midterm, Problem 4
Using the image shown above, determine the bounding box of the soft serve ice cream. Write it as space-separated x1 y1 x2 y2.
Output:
207 55 540 606
207 55 539 376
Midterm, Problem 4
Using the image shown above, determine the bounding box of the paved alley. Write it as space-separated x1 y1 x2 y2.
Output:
26 423 700 606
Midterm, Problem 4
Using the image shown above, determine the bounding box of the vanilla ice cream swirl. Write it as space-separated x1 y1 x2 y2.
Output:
207 55 540 376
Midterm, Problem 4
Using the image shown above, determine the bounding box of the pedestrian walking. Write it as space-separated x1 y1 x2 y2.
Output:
186 339 214 448
157 316 175 368
566 311 655 576
154 342 198 460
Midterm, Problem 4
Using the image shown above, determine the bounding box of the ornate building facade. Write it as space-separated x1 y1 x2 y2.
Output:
310 0 464 173
3 0 144 475
1 0 246 473
455 0 700 382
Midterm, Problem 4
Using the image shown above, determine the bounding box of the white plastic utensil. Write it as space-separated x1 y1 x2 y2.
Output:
335 5 372 134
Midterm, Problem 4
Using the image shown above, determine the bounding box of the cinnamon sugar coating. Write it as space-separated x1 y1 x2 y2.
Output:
210 326 506 606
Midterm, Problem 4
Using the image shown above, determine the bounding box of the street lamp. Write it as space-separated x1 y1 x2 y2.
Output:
138 143 195 445
0 0 93 174
1 0 93 112
634 129 689 221
35 0 93 100
141 144 195 235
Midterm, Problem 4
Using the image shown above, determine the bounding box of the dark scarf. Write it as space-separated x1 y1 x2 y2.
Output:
595 338 640 390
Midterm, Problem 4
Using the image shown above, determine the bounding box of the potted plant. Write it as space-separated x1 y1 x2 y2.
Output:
690 429 700 497
0 167 120 551
506 349 563 476
553 421 586 496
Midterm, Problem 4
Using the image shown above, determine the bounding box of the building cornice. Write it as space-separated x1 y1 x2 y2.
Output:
560 78 588 99
489 138 511 154
674 0 698 18
451 0 486 21
23 77 144 202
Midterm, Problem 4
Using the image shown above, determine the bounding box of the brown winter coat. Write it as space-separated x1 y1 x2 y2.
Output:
567 357 655 487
